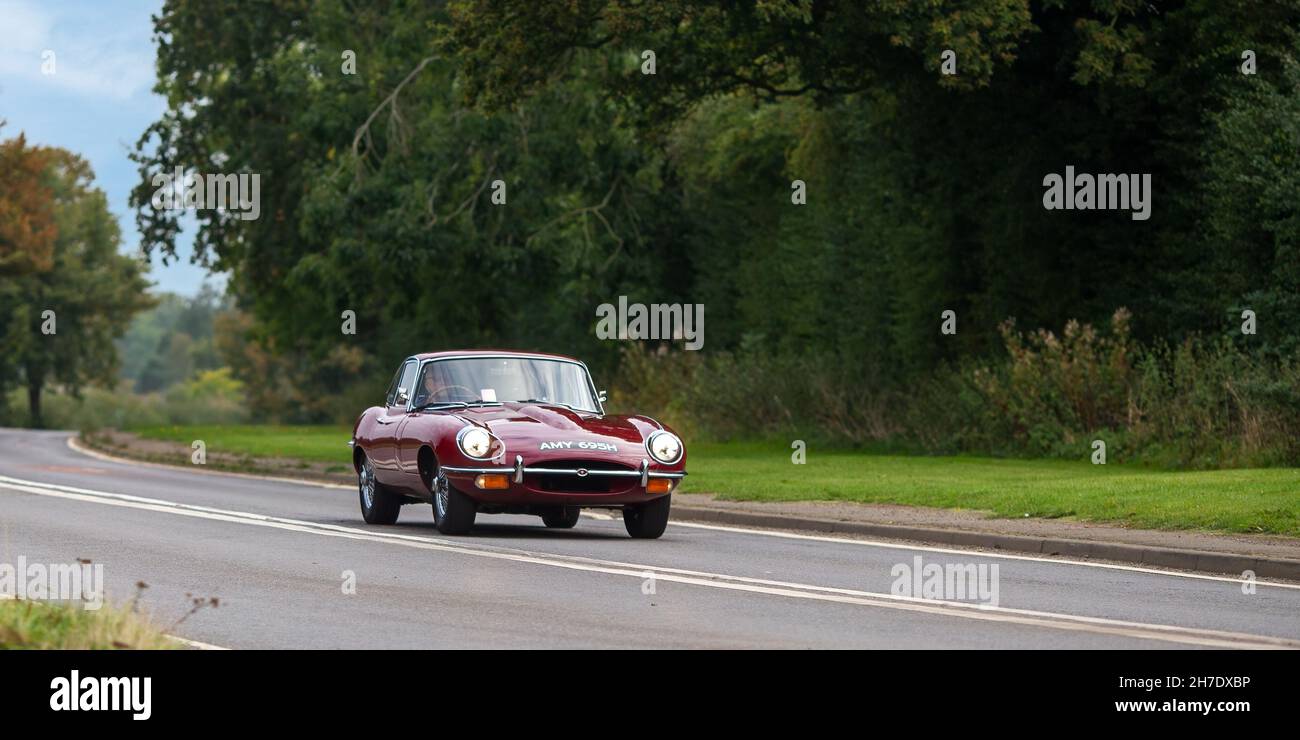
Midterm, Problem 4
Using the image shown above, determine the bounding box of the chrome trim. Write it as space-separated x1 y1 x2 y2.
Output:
639 458 649 487
405 353 603 415
645 430 684 465
513 454 524 483
441 464 685 480
456 425 502 461
394 358 418 409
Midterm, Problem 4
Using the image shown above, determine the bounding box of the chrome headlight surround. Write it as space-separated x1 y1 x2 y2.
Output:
457 426 497 460
645 430 683 465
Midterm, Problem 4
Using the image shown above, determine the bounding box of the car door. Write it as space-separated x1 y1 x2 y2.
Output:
371 359 419 476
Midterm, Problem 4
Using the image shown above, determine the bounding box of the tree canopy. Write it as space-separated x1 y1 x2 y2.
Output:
130 0 1300 420
0 143 154 426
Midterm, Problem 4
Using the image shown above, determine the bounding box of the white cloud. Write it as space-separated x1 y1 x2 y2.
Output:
0 0 156 100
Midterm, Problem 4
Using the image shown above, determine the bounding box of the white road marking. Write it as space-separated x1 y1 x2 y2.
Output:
67 436 352 490
67 434 1300 589
167 635 229 650
1 474 1295 649
668 520 1300 590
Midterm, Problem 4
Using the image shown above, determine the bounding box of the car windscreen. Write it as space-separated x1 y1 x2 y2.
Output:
413 357 598 411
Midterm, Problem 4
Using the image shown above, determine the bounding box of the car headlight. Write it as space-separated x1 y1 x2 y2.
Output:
458 427 494 459
645 431 683 464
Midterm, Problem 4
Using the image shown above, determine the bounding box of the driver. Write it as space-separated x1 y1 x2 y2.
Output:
413 364 472 407
412 365 446 407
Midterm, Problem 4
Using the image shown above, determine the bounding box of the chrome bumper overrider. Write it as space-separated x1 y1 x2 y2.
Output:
441 455 686 487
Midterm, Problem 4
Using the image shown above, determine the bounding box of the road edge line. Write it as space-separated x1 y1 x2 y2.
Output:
69 432 1300 582
69 434 352 490
669 505 1300 581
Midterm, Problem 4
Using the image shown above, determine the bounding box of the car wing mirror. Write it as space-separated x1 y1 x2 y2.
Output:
598 389 608 403
395 388 410 406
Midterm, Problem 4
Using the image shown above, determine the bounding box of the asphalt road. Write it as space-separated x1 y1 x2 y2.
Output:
1 428 1297 649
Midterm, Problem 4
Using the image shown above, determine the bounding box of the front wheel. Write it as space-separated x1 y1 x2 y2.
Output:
432 470 477 535
359 456 401 525
540 506 581 529
623 495 670 539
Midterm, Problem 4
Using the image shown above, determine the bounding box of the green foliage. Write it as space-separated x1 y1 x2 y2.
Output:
611 314 1300 469
127 0 1300 466
118 285 229 392
0 147 154 427
0 598 178 650
1202 56 1300 358
25 381 249 433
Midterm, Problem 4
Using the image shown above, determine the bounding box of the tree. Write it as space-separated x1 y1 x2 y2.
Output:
0 144 155 427
130 0 1300 418
0 124 58 274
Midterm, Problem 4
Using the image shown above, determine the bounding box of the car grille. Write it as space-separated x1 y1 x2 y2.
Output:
527 460 636 494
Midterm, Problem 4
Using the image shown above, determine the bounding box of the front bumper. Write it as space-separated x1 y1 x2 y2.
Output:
441 455 686 504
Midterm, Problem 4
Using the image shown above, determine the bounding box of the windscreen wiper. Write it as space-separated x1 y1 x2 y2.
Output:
414 399 500 412
519 399 591 413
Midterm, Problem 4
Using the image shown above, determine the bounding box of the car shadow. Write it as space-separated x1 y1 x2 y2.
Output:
366 517 631 541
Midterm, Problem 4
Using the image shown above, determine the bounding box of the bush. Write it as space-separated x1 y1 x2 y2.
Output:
606 310 1300 469
13 379 250 432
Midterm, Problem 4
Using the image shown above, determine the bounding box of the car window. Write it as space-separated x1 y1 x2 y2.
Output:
387 358 418 405
413 357 598 411
390 360 418 408
384 364 404 406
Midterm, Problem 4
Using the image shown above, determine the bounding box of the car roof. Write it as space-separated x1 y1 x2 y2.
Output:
410 349 583 364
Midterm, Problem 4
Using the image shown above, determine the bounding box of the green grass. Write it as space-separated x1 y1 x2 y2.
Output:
0 598 177 650
690 441 1300 536
132 424 353 463
126 426 1300 536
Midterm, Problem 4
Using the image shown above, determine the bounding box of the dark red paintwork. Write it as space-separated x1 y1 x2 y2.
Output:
351 350 686 511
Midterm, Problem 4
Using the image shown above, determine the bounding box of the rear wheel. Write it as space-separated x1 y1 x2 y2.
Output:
432 469 477 535
358 456 401 525
540 506 581 529
623 495 670 539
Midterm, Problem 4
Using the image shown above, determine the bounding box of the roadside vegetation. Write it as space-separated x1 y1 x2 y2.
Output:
131 424 350 464
0 598 177 650
93 425 1300 537
4 4 1297 537
613 310 1300 469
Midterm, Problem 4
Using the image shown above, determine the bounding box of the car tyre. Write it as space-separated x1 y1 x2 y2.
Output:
432 469 477 535
623 495 670 539
540 506 581 529
358 455 401 525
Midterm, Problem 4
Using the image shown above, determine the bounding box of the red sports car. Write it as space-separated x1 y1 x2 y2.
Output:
350 350 687 538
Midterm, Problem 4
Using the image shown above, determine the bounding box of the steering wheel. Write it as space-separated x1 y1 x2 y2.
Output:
426 384 478 402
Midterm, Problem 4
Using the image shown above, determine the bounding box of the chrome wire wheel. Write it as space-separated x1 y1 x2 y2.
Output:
433 469 450 520
360 458 376 510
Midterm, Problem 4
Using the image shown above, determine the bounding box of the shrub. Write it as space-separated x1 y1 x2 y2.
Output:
605 310 1300 469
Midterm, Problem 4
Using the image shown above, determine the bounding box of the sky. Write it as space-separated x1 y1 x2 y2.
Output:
0 0 221 297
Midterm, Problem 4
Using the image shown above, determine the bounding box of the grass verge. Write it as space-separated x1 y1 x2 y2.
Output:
119 426 1300 536
0 598 178 650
